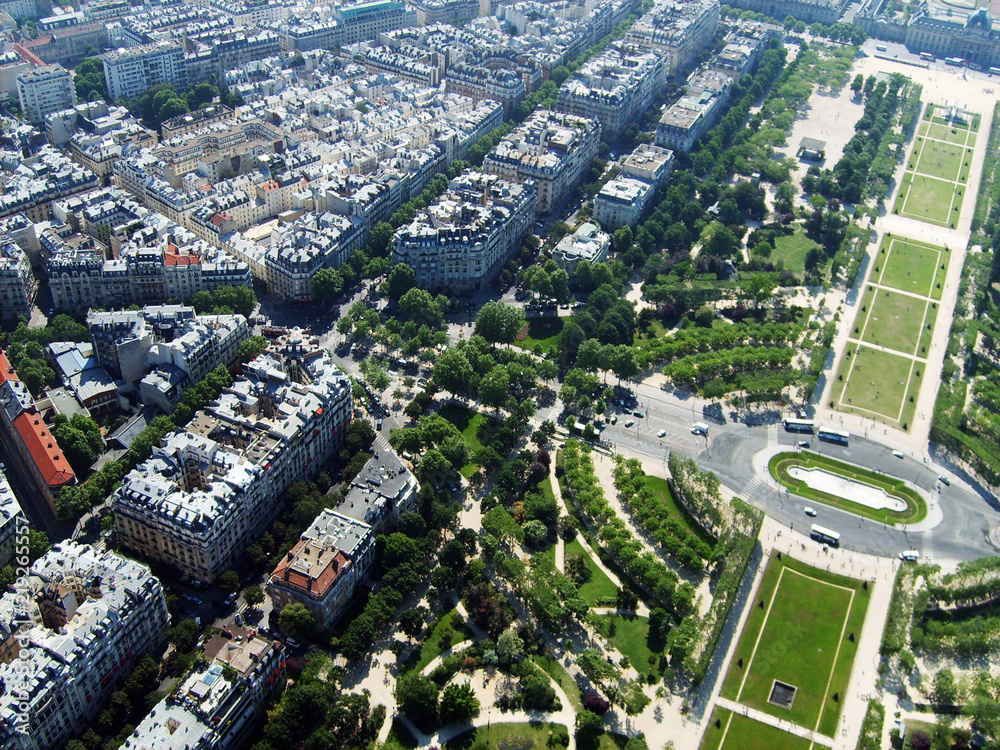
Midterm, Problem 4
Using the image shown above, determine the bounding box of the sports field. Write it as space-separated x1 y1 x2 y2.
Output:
832 236 947 429
894 104 978 228
719 556 871 739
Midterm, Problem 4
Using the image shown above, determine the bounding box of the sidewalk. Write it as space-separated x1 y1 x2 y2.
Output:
715 697 834 747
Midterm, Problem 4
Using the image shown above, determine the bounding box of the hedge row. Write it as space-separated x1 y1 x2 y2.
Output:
559 440 680 608
612 456 713 572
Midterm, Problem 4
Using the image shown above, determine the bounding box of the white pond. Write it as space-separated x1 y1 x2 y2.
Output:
787 466 907 512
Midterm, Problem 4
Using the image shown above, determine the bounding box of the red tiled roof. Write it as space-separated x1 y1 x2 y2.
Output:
13 413 76 490
210 213 230 227
165 252 201 266
0 351 18 385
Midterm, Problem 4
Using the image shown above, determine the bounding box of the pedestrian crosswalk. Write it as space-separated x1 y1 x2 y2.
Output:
767 423 778 447
921 529 935 562
740 475 764 501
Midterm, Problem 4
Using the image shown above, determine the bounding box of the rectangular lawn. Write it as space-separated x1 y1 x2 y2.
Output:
438 403 486 477
898 173 959 226
875 238 949 299
860 289 928 356
514 317 566 354
837 344 913 421
914 138 964 180
771 227 823 276
720 557 870 737
702 712 815 750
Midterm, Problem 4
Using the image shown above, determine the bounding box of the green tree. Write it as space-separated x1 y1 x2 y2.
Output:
496 626 524 666
312 267 344 303
386 262 416 299
438 682 480 724
236 335 267 364
245 585 264 608
157 97 189 124
479 365 510 410
432 349 473 394
279 603 316 638
74 57 107 101
482 506 524 546
394 673 439 731
474 302 525 345
851 73 864 96
216 570 240 595
740 272 779 310
933 669 959 706
551 65 571 85
165 618 200 652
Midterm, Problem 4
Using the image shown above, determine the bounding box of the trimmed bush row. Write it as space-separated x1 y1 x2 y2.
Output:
612 456 713 572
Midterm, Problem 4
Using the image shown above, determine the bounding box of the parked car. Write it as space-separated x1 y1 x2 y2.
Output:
624 419 635 427
235 613 243 627
610 416 618 424
633 411 645 418
797 440 810 448
657 430 666 437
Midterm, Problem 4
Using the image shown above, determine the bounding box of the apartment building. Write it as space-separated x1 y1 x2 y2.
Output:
726 0 843 24
268 444 417 631
0 471 25 570
226 212 365 302
145 313 250 384
594 143 673 229
410 0 480 26
0 146 99 222
625 0 721 76
0 51 32 106
16 64 75 125
123 635 285 750
655 67 733 152
555 48 667 140
0 240 37 323
268 509 373 632
0 542 169 750
102 42 188 102
552 222 610 272
161 104 235 141
0 352 76 517
393 171 535 293
334 0 415 45
482 110 601 214
114 351 352 582
445 61 526 119
278 14 343 52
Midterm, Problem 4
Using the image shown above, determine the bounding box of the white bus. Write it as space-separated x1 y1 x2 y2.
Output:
810 524 841 546
945 57 966 67
818 428 850 445
783 418 815 433
920 52 935 61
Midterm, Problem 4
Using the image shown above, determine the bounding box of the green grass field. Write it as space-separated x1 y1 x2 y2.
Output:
720 556 871 738
771 227 824 276
598 613 666 679
896 173 960 226
699 708 815 750
438 404 488 478
859 289 929 356
413 609 473 673
913 139 965 180
768 450 927 523
835 344 916 424
532 653 583 710
565 536 619 605
445 723 568 750
924 122 975 145
514 317 566 354
875 237 949 299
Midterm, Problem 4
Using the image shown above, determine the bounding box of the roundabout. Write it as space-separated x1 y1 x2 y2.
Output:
768 450 929 525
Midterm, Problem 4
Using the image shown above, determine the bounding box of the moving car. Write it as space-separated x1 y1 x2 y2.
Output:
892 450 904 458
797 440 810 448
804 507 818 517
938 475 950 485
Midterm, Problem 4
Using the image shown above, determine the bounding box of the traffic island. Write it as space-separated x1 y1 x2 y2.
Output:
768 451 928 524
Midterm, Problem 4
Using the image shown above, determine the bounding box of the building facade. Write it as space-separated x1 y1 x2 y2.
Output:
482 110 601 214
102 42 188 102
392 171 536 293
16 64 75 125
114 352 352 581
0 542 169 750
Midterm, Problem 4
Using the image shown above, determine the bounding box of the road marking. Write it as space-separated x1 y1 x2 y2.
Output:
921 529 935 562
